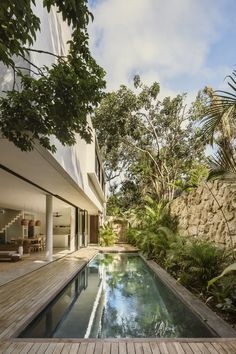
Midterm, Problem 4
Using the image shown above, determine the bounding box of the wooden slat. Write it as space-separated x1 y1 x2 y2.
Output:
142 342 152 354
149 342 161 354
24 342 42 354
118 342 127 354
86 342 95 354
134 342 143 354
197 342 211 354
44 343 58 354
206 343 222 354
52 343 65 354
173 343 185 354
69 343 80 354
110 342 118 354
188 342 202 354
61 343 72 354
37 342 51 353
126 342 135 354
0 341 11 352
78 342 88 354
95 342 103 354
102 342 111 354
211 343 228 354
221 343 236 354
159 342 170 354
165 342 178 354
19 341 35 354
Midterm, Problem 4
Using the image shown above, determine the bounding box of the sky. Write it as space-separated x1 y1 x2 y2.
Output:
88 0 236 103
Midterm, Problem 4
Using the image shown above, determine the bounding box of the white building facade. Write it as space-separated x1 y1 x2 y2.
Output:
0 1 106 259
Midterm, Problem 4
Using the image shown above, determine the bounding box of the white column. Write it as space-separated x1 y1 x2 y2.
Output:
46 194 53 262
70 207 76 252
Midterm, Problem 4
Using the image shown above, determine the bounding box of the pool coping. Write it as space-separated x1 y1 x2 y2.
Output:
140 254 236 338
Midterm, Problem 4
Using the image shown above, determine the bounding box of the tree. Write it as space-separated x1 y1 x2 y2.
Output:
0 0 106 152
199 72 236 180
93 76 207 211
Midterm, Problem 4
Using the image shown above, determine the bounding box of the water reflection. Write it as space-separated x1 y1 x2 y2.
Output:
90 254 214 338
20 253 215 338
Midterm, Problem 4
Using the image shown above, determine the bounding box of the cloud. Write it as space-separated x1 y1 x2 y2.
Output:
88 0 232 98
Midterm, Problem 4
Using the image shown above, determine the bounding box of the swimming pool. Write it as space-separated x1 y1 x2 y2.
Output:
19 253 216 338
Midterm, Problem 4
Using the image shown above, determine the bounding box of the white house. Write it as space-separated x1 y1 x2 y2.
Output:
0 1 106 260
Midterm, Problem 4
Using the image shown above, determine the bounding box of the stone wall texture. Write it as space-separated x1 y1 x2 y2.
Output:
170 181 236 248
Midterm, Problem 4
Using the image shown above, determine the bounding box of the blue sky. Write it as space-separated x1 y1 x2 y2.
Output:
88 0 236 102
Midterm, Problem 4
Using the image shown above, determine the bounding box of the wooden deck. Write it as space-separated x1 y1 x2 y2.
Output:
0 248 98 340
0 338 236 353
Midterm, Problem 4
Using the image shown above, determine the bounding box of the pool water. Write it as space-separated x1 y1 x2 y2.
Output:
19 253 216 338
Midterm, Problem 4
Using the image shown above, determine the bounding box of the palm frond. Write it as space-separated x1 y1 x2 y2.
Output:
207 142 236 181
201 72 236 143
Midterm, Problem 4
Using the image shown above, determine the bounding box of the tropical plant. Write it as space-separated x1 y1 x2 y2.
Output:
208 262 236 286
176 241 227 293
164 236 187 278
200 72 236 180
99 223 117 247
201 73 236 144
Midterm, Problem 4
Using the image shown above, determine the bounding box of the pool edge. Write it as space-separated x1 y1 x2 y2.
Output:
140 253 236 338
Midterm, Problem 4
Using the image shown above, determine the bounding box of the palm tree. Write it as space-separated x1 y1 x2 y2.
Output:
201 71 236 179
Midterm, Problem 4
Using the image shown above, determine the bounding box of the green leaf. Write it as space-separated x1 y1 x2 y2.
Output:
208 263 236 286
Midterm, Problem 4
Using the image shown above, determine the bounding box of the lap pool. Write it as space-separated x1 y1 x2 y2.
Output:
19 253 216 338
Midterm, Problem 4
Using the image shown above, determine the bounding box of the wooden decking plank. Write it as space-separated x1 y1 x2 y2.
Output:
221 343 236 354
37 342 51 354
206 343 222 354
110 342 118 354
102 342 110 354
149 342 160 354
226 343 236 351
19 342 35 353
118 342 127 354
5 342 21 354
142 342 152 354
126 342 135 354
69 343 80 354
51 342 65 354
159 342 170 354
60 343 72 354
134 342 143 354
0 340 11 352
78 342 88 354
188 343 202 354
196 343 211 354
23 342 42 354
165 342 178 354
6 342 26 354
211 343 228 354
43 342 57 354
173 343 185 354
85 342 95 354
94 342 103 354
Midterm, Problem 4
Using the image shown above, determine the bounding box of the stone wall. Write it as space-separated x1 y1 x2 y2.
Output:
170 180 236 248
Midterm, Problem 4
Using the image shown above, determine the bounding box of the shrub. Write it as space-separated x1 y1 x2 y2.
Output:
176 241 227 293
99 224 117 247
209 275 236 314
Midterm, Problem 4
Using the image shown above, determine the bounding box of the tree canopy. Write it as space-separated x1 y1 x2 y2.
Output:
0 0 106 152
93 77 208 214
